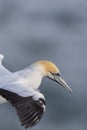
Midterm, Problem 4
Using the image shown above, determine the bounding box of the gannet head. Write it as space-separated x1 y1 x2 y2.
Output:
35 60 72 93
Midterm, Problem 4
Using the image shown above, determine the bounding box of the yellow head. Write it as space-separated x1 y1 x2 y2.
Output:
35 60 72 93
36 60 59 75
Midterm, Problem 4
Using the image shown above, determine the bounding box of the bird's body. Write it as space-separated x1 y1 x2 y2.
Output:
0 54 72 128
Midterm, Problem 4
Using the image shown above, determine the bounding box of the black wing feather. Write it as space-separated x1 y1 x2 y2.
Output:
0 89 46 128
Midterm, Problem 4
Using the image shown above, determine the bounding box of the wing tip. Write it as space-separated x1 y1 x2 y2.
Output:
0 53 4 62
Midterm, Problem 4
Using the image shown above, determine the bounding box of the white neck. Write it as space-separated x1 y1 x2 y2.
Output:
17 64 45 89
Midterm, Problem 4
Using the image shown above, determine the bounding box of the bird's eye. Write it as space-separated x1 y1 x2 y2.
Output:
50 72 55 75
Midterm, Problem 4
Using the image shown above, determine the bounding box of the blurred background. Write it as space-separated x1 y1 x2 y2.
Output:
0 0 87 130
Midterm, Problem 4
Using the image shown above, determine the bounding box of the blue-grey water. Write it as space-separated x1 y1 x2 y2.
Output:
0 0 87 130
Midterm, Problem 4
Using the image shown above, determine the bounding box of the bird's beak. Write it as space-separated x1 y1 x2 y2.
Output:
54 74 72 93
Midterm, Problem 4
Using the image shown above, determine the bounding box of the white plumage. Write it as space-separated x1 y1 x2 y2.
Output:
0 53 72 128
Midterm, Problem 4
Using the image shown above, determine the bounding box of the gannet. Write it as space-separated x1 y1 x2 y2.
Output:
0 54 72 128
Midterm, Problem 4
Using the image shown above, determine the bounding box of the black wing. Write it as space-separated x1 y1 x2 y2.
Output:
0 89 46 128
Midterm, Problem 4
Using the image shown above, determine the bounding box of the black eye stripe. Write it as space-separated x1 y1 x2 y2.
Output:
50 72 61 77
56 73 61 77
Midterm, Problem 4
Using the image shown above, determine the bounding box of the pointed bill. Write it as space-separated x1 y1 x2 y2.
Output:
55 76 72 93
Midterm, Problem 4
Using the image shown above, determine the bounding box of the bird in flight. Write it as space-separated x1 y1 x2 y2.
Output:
0 54 72 128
